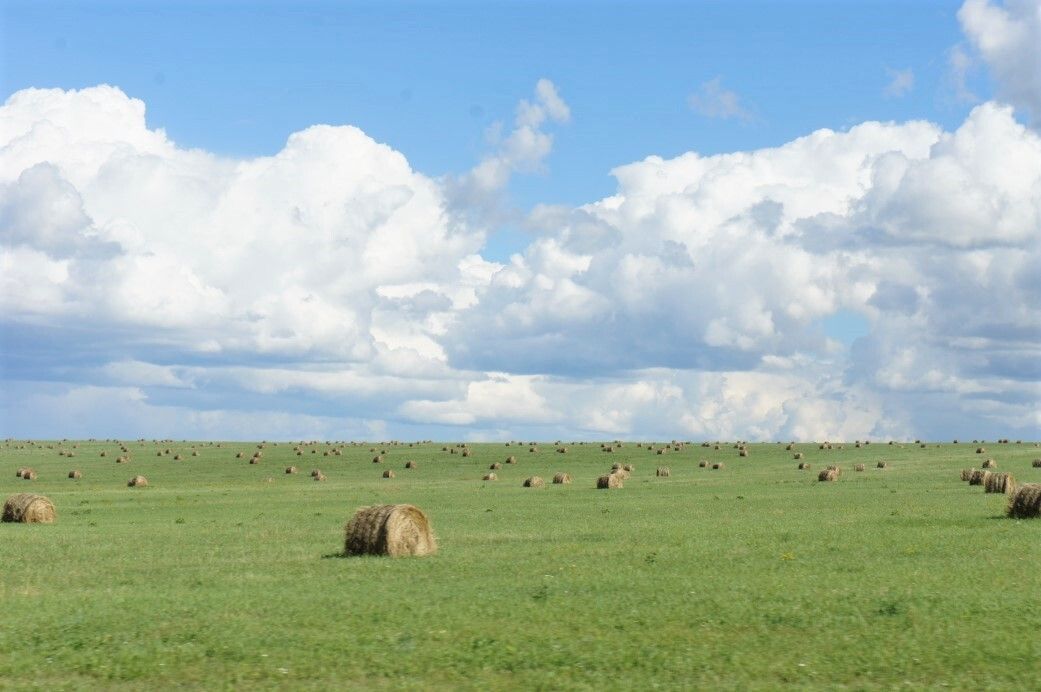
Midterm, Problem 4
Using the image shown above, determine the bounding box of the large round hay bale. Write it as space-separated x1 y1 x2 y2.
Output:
656 466 671 477
21 469 37 481
1007 484 1041 518
985 472 1016 495
798 462 811 470
698 460 708 468
462 449 472 457
552 472 572 484
382 470 396 479
285 466 298 474
523 476 545 488
2 493 55 523
982 458 997 469
785 443 794 451
969 469 987 485
712 463 724 470
877 461 888 469
344 504 436 557
612 468 631 479
818 469 839 482
739 449 748 457
1032 459 1041 468
976 447 985 454
372 455 383 464
15 467 29 478
313 472 327 481
505 455 516 464
482 473 497 481
960 468 973 481
68 470 82 479
404 460 416 469
597 474 622 489
794 452 804 459
128 475 148 487
854 464 866 472
623 463 635 472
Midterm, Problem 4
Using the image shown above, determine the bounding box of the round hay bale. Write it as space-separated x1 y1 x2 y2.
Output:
960 468 974 482
21 469 37 481
482 472 498 481
506 456 516 464
236 452 244 458
462 449 472 457
969 469 987 485
488 462 503 471
623 464 635 472
382 470 396 479
249 457 260 465
405 460 416 469
529 446 538 453
1007 484 1041 518
712 463 724 470
798 462 811 470
556 447 567 454
313 472 327 481
344 504 436 557
698 460 708 468
985 472 1016 495
854 464 866 472
612 468 631 480
656 466 671 477
523 476 545 488
611 462 622 471
794 452 804 459
785 443 794 451
552 472 572 484
982 459 997 469
68 470 82 479
15 467 29 478
818 469 839 482
976 447 985 454
739 449 748 457
372 455 383 463
876 461 888 469
2 493 55 523
597 474 622 489
657 448 666 455
1032 459 1041 468
128 475 148 487
285 466 298 474
310 469 322 477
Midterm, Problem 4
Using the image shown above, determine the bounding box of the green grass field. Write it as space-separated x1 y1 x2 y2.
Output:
2 438 1040 690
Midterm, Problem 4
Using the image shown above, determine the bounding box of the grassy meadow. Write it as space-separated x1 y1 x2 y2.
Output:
2 438 1041 690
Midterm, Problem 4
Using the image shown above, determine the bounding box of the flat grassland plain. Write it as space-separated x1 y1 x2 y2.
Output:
2 439 1040 690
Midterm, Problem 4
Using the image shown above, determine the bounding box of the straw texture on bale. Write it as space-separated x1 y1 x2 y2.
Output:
656 466 671 477
523 476 545 488
1006 484 1041 518
854 464 866 472
16 467 29 478
552 472 572 484
2 493 56 523
313 472 327 481
960 468 974 481
597 474 622 489
969 469 987 485
506 456 516 464
405 461 416 469
739 449 748 457
21 469 37 480
1032 459 1041 468
68 470 82 479
818 469 839 482
612 468 631 479
798 462 811 470
794 453 804 459
623 464 634 472
285 466 298 474
877 461 888 469
698 460 708 468
712 463 724 470
344 504 437 557
128 475 148 487
482 473 497 481
984 472 1015 495
382 470 395 479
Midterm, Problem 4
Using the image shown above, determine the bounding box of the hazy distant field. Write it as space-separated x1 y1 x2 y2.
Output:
2 438 1040 689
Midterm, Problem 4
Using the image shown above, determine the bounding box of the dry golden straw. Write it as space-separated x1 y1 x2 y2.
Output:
128 475 148 487
1006 484 1041 518
2 493 55 523
818 469 839 482
597 474 622 489
552 472 572 484
523 476 545 488
344 504 437 557
984 472 1016 495
382 470 395 479
68 470 82 479
656 466 671 477
482 473 497 481
982 459 997 469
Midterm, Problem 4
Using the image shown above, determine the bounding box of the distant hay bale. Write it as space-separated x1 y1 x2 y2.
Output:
969 469 987 485
285 466 298 474
1033 459 1041 468
382 470 395 479
21 469 37 481
854 464 866 472
794 453 804 459
313 472 327 481
699 460 708 468
344 504 436 557
552 472 572 484
2 493 56 523
68 470 82 479
712 463 724 470
173 454 182 461
739 449 748 457
15 467 29 478
657 448 666 455
656 466 671 477
372 455 383 463
798 462 811 470
976 447 985 454
876 461 888 469
611 462 622 471
236 452 244 458
597 474 622 489
1006 484 1041 519
249 457 260 465
985 472 1016 494
556 447 567 454
818 469 839 482
523 476 545 488
506 456 516 464
529 446 538 453
612 468 631 480
482 473 497 481
982 459 997 469
310 469 322 477
960 468 974 481
128 475 148 487
489 462 502 470
405 460 416 469
785 443 793 451
623 464 634 472
462 449 472 457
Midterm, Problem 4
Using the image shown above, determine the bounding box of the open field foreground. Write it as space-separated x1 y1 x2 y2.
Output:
3 439 1041 690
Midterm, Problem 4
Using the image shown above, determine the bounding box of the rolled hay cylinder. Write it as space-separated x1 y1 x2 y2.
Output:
236 452 244 458
313 472 327 481
656 466 671 477
818 469 839 482
529 446 538 453
462 449 472 457
505 456 516 464
657 448 666 455
969 469 987 485
877 461 888 469
985 472 1016 495
372 456 383 464
21 469 37 481
976 447 985 454
786 443 794 451
854 464 866 472
552 472 572 484
556 447 567 454
344 504 437 557
523 476 545 488
960 468 974 481
712 463 724 470
1006 484 1041 519
68 470 82 479
482 473 497 481
798 462 811 470
15 467 29 478
739 449 749 457
405 461 416 469
128 475 148 487
249 457 260 465
310 469 322 477
489 462 502 470
623 464 635 472
698 460 708 468
382 470 396 479
2 493 56 523
1032 459 1041 468
794 452 804 460
612 468 631 480
982 459 997 469
285 466 298 474
597 474 623 489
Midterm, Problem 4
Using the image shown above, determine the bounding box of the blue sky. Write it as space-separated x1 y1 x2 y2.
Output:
1 0 1038 441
